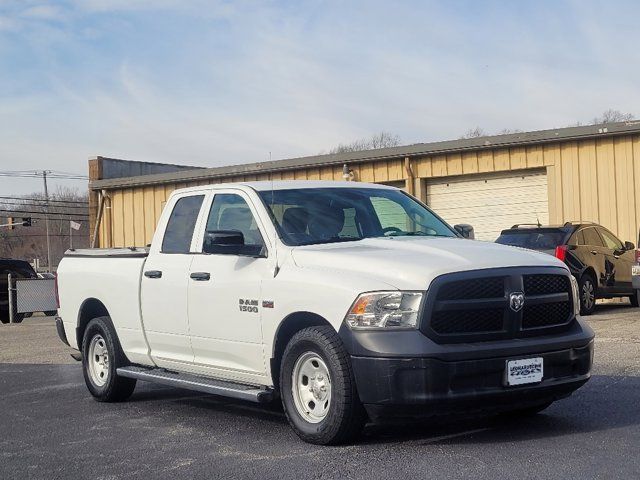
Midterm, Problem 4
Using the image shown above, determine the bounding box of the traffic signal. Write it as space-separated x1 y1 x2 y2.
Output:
22 217 31 227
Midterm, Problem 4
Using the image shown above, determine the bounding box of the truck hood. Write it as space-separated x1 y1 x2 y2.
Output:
291 237 566 290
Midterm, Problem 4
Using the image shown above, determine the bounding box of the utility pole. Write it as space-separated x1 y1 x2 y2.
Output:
42 170 52 271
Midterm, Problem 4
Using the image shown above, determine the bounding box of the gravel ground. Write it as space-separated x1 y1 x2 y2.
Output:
1 303 639 480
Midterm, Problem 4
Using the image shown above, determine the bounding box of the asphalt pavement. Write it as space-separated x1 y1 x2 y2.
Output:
1 304 639 480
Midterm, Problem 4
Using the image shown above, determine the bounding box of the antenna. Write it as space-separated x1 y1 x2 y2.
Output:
536 213 541 227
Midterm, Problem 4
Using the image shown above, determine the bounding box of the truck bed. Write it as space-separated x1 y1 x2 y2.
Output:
64 247 149 258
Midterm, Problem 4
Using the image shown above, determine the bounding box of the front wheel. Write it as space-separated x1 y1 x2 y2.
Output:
579 274 597 315
82 316 136 402
280 325 366 445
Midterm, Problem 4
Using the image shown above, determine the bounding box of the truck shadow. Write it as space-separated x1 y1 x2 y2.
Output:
129 373 640 445
359 374 640 445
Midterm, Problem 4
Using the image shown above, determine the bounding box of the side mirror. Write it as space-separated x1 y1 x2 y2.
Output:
454 224 475 240
203 230 244 255
624 241 635 251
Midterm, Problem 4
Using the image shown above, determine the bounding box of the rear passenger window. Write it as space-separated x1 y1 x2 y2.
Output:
570 230 585 246
583 228 604 247
162 195 204 253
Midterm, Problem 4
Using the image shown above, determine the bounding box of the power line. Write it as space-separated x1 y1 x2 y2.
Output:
0 200 88 210
0 208 89 218
0 196 88 205
0 170 88 180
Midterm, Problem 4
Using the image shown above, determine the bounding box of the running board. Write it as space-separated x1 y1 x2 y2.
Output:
116 366 274 403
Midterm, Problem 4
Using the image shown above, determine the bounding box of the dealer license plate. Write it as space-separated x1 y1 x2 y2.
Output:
506 357 543 386
632 265 640 276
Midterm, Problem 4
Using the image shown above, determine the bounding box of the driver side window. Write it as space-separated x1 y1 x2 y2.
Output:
598 228 623 251
205 194 265 255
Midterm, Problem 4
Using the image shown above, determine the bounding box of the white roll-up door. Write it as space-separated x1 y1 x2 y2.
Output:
426 169 549 241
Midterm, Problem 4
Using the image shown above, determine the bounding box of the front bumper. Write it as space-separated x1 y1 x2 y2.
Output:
339 318 594 420
351 341 593 420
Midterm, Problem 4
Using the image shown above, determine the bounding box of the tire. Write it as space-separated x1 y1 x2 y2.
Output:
579 274 597 316
81 316 136 402
280 325 367 445
631 290 640 308
500 401 553 418
44 310 57 317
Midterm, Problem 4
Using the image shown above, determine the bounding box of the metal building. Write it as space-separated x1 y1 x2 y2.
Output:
89 122 640 247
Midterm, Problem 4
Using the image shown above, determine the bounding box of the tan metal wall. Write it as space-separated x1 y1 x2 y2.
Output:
97 134 640 248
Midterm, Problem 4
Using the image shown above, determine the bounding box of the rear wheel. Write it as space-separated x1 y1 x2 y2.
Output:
630 290 640 308
280 325 366 445
579 274 597 315
82 316 136 402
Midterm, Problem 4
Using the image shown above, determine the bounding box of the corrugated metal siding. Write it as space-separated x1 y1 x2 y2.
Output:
97 135 640 248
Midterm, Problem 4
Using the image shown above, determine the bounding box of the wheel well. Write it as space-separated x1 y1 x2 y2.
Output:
270 312 332 389
76 298 109 348
581 268 597 283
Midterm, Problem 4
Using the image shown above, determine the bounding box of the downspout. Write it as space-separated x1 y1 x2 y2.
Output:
90 190 106 248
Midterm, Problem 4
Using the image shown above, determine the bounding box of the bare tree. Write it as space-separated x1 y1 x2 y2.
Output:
459 127 486 139
327 131 401 154
0 187 89 269
591 109 635 125
497 128 523 135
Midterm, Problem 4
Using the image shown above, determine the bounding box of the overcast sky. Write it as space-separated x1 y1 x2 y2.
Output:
1 0 639 195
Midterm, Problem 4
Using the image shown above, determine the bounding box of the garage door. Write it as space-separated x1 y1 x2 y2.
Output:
426 169 549 241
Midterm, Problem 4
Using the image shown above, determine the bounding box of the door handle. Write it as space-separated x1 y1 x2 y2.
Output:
144 270 162 279
190 272 211 281
590 250 598 255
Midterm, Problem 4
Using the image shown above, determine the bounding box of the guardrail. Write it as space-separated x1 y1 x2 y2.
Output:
4 274 58 324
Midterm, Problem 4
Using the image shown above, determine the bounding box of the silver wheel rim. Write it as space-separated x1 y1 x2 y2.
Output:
88 334 109 387
291 352 332 424
582 281 595 310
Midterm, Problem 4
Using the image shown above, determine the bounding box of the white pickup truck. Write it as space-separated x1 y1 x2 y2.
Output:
57 181 594 444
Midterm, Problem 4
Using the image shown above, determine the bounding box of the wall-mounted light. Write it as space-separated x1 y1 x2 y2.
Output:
342 164 354 181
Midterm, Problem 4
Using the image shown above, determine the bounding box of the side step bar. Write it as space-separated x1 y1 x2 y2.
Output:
116 365 274 403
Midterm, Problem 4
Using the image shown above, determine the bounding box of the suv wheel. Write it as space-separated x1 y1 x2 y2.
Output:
82 316 136 402
631 290 640 308
579 274 597 315
280 325 366 445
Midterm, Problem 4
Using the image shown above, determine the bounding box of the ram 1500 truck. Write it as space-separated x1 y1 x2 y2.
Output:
57 181 594 445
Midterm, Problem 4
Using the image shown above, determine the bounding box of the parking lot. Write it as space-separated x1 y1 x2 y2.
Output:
1 304 639 480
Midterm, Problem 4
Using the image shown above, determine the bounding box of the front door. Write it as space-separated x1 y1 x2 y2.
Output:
187 191 271 383
141 194 204 367
598 227 634 293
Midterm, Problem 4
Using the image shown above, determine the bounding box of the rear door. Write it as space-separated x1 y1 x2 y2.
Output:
597 227 633 293
140 193 205 367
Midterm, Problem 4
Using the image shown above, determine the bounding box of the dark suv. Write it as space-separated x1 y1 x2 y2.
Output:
0 258 37 323
496 223 640 315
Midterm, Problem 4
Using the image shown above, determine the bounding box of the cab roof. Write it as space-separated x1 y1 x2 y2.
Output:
172 180 399 195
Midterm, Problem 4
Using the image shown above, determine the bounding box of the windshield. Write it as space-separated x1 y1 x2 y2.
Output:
258 187 457 246
496 230 569 250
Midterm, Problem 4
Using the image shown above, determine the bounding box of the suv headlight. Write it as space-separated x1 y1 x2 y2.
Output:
344 291 423 329
570 275 580 315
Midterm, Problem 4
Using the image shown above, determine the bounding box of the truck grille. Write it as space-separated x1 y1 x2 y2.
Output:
421 267 574 343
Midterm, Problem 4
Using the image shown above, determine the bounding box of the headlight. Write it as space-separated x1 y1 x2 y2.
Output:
570 275 580 315
344 291 423 329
